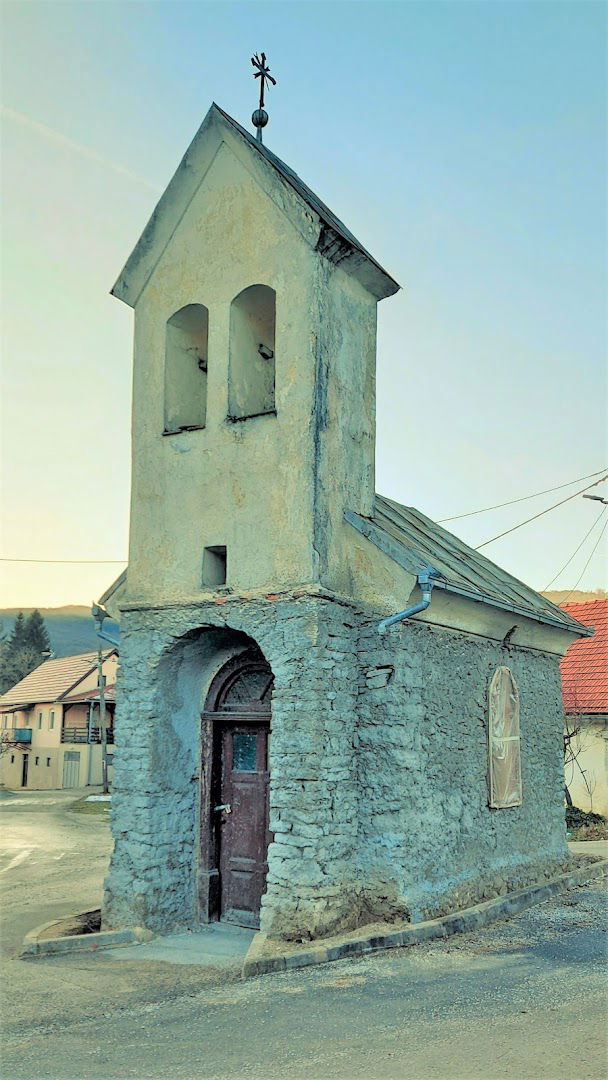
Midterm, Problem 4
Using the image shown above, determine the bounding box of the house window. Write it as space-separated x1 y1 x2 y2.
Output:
49 711 55 730
164 303 209 433
46 758 51 767
488 666 522 809
228 284 276 420
35 756 40 765
10 755 15 764
202 546 227 587
38 711 43 729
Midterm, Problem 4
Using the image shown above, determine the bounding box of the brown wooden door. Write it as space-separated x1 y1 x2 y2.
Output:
217 722 270 927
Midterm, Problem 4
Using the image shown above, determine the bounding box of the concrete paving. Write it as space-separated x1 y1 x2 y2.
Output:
107 920 255 966
568 838 608 857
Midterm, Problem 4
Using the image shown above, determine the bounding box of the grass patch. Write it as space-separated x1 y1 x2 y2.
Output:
70 796 112 817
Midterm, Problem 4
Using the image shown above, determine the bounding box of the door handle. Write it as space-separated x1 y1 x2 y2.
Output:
214 804 232 814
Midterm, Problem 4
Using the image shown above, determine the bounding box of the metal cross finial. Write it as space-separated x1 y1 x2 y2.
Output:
251 52 276 143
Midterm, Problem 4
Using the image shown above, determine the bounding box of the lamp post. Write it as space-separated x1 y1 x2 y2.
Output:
91 604 109 795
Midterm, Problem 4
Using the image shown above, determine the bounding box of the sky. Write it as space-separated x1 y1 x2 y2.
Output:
1 0 606 609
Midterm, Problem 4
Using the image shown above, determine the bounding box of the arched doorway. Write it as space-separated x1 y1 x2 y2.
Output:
202 652 273 928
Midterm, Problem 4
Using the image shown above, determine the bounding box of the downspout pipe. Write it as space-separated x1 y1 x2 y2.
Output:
377 568 440 633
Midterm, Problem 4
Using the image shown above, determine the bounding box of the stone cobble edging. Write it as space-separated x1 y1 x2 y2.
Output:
20 921 154 958
242 857 608 977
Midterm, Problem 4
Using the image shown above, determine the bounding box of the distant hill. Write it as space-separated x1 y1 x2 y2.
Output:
543 590 607 606
0 607 119 658
1 591 604 658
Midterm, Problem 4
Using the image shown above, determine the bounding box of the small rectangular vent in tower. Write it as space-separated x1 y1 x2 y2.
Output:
202 546 227 587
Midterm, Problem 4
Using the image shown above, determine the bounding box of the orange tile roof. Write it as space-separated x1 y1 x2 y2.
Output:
560 600 608 714
0 651 116 710
63 685 116 704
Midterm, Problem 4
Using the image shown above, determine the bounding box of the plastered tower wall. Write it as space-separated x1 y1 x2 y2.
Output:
126 135 379 607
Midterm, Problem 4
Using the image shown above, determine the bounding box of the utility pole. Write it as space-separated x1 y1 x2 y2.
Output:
91 604 110 795
97 642 109 795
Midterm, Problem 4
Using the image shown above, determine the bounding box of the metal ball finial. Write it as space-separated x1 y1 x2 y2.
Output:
252 108 269 130
251 53 276 144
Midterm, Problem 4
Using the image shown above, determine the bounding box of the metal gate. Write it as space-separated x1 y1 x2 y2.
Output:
62 751 81 788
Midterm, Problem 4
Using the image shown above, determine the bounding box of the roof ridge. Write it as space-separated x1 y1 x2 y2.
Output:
112 102 399 307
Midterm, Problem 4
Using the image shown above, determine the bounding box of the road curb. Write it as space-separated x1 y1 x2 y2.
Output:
242 857 608 977
20 920 154 958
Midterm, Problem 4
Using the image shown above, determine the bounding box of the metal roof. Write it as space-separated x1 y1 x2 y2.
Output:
0 651 117 710
346 495 592 636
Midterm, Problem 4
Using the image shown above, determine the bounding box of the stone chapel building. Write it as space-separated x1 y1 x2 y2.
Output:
101 103 588 941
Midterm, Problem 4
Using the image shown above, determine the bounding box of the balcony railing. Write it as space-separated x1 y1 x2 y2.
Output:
61 727 114 745
12 728 32 743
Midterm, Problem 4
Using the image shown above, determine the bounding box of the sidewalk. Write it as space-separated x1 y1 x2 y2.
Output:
105 921 255 967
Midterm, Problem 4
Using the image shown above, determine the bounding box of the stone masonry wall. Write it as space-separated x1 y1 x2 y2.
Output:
356 616 568 923
103 594 362 939
104 593 569 939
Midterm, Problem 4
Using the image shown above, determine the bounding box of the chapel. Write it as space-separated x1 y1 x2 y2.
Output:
101 100 587 940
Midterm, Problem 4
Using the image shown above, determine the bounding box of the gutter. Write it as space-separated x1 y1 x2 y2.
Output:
378 568 441 633
345 510 593 638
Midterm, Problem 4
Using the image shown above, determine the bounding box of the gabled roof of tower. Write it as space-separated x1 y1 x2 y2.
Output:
112 103 400 307
346 495 593 637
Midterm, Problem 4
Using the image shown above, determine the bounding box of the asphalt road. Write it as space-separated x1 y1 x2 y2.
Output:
0 788 113 958
1 790 606 1080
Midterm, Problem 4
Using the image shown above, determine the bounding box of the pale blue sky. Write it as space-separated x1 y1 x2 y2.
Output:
1 0 606 606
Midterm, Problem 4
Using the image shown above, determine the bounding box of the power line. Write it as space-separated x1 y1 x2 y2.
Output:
475 474 608 550
560 515 608 604
438 467 607 524
543 505 608 591
0 558 127 564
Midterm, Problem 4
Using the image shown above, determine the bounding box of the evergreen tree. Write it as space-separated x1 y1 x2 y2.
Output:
8 612 27 652
0 610 51 695
24 610 51 655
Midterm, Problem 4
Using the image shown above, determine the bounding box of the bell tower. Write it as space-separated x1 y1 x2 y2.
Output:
112 103 399 606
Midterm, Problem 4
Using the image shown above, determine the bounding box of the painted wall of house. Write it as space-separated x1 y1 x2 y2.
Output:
104 598 569 939
0 671 116 792
566 715 608 817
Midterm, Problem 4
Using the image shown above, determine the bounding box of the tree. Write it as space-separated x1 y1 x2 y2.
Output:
0 730 26 758
0 610 52 695
24 610 50 655
564 710 595 809
8 612 27 653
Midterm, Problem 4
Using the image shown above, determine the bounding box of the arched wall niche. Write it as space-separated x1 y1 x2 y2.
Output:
228 284 276 420
164 303 209 433
154 624 273 924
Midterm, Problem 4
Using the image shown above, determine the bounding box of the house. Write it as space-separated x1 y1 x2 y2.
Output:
0 651 117 790
560 599 608 816
100 102 588 941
